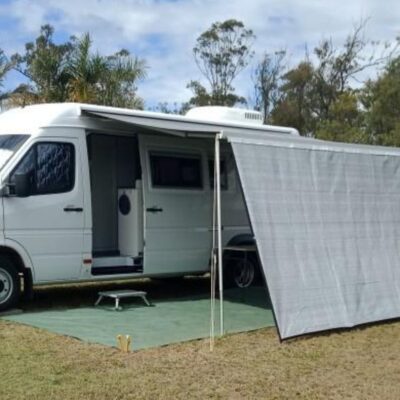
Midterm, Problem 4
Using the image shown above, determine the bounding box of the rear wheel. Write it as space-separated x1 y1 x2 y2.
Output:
223 253 260 289
0 256 20 311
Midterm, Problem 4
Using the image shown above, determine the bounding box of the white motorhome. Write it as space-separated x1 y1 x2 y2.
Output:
0 103 297 310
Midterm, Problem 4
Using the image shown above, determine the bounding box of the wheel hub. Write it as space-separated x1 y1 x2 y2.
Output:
233 259 255 288
0 268 13 304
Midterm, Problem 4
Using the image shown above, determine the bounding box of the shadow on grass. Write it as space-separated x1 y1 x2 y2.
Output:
21 276 272 313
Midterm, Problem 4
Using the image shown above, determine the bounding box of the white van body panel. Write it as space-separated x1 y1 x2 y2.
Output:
2 135 85 282
139 134 213 275
0 238 34 274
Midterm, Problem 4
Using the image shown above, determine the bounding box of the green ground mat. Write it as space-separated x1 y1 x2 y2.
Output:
3 287 274 350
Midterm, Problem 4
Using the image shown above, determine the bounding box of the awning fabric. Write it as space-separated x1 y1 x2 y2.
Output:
82 108 297 138
230 135 400 339
83 106 400 339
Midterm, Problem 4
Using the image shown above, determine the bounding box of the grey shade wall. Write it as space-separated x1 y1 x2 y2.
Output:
231 138 400 339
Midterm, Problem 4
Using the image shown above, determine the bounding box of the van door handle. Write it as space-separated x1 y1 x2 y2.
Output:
64 206 83 212
146 206 163 213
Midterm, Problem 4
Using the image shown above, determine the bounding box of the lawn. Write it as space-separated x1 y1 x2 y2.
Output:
1 281 400 399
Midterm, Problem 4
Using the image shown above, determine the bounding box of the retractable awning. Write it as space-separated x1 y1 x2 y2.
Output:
83 110 218 136
228 133 400 339
81 106 296 138
83 105 400 340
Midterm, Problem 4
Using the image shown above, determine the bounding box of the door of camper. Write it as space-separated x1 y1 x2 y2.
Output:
3 136 85 282
139 134 212 275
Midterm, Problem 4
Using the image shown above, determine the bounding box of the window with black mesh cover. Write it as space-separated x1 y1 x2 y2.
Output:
10 142 75 195
149 152 202 189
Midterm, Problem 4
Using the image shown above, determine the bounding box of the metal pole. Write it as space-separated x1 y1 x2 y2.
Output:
215 132 224 336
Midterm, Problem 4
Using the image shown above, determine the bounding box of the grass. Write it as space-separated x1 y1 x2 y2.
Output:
1 280 400 399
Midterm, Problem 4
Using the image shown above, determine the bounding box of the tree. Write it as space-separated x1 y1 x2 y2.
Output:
67 33 107 103
271 61 315 135
309 22 383 122
6 84 39 108
361 56 400 147
11 25 73 103
97 49 146 109
0 49 13 110
185 79 246 108
315 91 369 143
188 19 255 107
11 25 146 108
271 21 397 137
149 101 185 115
253 50 286 123
0 50 12 98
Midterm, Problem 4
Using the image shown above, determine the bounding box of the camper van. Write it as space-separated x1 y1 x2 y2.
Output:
0 103 297 310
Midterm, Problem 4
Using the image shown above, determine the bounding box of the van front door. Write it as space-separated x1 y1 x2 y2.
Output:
3 138 85 282
139 134 212 275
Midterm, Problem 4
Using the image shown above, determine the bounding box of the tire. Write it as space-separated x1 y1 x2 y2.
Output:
223 253 260 289
0 256 20 311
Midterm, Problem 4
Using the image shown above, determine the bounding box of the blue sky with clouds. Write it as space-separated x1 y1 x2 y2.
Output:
0 0 398 108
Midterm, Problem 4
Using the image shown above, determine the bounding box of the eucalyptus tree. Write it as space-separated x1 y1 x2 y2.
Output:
271 21 398 138
253 50 286 123
188 19 255 107
362 56 400 147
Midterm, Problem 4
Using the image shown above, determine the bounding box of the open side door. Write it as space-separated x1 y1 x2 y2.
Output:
138 134 212 275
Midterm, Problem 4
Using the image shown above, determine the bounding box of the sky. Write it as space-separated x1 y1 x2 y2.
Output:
0 0 399 109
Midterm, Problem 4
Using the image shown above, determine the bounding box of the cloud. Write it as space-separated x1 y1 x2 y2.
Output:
0 0 399 107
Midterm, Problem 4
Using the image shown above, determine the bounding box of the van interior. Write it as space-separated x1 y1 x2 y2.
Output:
87 133 143 275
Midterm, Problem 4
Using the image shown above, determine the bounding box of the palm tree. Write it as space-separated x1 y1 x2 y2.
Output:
68 35 147 107
98 49 147 108
10 26 147 108
67 33 106 103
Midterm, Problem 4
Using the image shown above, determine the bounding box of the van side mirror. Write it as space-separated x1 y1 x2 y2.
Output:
14 173 31 197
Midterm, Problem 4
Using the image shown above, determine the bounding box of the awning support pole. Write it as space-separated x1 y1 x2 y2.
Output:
215 132 224 336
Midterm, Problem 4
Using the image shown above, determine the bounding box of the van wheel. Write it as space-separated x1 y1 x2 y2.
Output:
0 256 20 311
224 253 259 289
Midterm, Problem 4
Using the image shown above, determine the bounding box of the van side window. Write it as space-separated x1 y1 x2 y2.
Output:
208 158 228 190
149 152 203 189
10 142 75 195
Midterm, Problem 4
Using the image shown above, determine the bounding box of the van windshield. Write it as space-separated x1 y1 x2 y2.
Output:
0 134 30 170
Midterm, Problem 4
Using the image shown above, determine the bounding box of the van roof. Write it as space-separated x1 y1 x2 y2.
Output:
0 102 299 136
0 103 82 134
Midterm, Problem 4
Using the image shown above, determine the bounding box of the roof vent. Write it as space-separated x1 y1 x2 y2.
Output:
186 106 263 125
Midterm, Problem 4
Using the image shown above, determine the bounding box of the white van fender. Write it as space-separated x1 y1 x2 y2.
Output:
0 238 35 280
